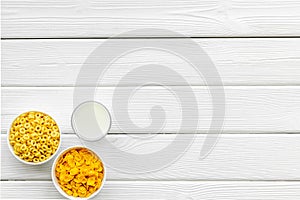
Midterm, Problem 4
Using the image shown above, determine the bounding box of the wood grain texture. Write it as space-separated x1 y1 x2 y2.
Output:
2 86 300 134
2 181 300 199
3 134 300 180
3 39 300 86
2 0 300 38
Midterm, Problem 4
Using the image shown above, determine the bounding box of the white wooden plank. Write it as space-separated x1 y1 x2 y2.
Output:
2 86 300 134
2 181 300 199
2 134 300 180
2 0 300 38
2 39 300 86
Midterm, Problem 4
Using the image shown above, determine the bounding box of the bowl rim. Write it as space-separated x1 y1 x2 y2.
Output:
7 111 62 166
51 145 107 200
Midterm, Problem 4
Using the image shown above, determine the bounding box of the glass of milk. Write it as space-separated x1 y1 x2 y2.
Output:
71 101 111 141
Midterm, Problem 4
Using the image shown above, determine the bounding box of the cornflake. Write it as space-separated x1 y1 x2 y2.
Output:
55 147 104 198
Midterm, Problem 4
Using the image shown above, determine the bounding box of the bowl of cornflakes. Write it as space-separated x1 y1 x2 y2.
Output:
52 146 106 199
7 111 61 165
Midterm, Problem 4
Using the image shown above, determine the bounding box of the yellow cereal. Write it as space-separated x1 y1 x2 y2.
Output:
87 177 96 186
66 190 73 196
70 168 79 175
55 147 104 198
24 123 30 129
9 111 60 163
19 128 26 134
9 134 15 140
23 134 30 140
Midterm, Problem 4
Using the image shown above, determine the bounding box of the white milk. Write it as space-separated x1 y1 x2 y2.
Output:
71 101 111 141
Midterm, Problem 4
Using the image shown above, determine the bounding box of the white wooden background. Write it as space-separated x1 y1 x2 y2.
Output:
2 0 300 199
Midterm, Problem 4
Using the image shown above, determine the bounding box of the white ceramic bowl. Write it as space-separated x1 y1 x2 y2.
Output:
51 146 106 200
7 111 61 165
